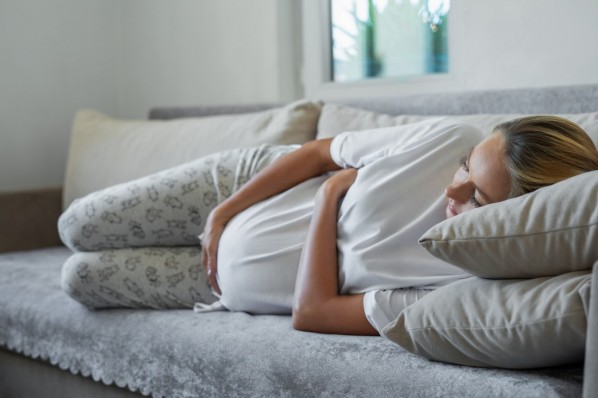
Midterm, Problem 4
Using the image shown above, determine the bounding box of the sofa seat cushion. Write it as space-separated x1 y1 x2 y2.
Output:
0 248 584 397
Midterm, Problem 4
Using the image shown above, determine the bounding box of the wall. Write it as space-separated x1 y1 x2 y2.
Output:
2 0 598 191
303 0 598 99
0 0 121 192
116 0 301 117
0 0 299 192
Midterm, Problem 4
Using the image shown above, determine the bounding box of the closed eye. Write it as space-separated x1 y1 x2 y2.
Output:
459 155 483 208
459 156 469 171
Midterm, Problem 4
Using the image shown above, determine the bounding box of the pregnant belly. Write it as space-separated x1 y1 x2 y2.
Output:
216 176 327 313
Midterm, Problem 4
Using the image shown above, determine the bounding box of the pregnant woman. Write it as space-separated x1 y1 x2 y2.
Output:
59 116 598 335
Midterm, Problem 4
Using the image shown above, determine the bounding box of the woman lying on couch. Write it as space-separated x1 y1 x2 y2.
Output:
59 116 598 336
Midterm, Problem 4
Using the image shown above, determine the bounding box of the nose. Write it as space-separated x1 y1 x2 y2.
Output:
445 179 474 204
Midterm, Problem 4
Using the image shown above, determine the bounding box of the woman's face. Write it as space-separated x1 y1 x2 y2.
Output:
445 134 511 219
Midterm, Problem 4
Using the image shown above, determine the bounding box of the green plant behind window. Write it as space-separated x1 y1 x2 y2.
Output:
331 0 449 82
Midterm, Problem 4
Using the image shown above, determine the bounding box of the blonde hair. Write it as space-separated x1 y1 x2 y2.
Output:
494 116 598 198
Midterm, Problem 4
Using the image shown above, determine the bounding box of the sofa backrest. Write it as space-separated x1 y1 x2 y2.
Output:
149 84 598 119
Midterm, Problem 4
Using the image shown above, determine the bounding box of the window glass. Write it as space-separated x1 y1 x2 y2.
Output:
330 0 450 82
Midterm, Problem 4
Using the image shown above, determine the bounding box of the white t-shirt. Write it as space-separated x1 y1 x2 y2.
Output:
216 119 484 331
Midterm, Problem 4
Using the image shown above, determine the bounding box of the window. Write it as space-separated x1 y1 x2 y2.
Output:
330 0 450 83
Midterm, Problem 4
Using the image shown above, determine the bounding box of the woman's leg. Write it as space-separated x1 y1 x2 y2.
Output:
61 247 214 309
59 144 298 251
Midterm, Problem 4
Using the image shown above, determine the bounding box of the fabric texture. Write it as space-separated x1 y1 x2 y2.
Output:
316 103 598 145
61 247 215 309
63 100 321 208
0 247 585 398
153 85 598 124
419 170 598 278
59 145 297 252
383 271 591 369
59 144 297 310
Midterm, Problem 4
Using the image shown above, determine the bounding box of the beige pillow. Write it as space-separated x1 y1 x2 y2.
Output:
63 100 322 208
382 271 591 369
419 170 598 279
316 103 598 145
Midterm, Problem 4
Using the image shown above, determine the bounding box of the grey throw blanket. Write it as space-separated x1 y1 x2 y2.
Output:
0 247 584 398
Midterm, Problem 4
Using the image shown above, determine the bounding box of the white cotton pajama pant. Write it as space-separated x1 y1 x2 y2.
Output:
59 144 298 309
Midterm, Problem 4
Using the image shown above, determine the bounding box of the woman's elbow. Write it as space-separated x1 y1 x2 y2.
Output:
301 138 339 174
291 304 324 332
291 312 309 332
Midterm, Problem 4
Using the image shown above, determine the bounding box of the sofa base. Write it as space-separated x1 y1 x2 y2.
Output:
0 349 142 398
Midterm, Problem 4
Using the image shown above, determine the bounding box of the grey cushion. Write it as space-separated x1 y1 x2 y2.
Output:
383 271 591 369
419 170 598 279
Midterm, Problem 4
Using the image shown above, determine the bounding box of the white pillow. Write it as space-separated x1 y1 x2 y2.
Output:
63 100 322 208
382 271 591 369
419 170 598 279
316 103 598 146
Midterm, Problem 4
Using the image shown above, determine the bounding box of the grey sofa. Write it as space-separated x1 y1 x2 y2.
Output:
1 84 597 398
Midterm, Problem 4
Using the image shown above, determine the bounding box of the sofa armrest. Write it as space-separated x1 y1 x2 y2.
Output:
583 263 598 398
0 187 63 253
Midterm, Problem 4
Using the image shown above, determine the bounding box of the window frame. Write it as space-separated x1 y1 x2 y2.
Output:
301 0 460 99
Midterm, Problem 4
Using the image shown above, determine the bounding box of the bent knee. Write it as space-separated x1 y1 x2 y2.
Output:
61 251 134 309
61 253 106 308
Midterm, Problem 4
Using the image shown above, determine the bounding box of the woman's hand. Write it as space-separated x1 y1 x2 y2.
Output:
197 138 341 296
200 208 230 295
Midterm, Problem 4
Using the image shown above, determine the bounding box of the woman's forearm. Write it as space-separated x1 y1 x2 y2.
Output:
292 170 377 336
213 139 339 223
293 183 340 307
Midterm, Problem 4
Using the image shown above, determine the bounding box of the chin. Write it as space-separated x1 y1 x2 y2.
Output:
445 205 457 219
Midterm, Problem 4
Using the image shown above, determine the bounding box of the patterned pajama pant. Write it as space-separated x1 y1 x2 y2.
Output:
59 144 298 309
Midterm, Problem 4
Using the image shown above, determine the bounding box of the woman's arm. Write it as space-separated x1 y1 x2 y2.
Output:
202 139 341 294
292 168 378 336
